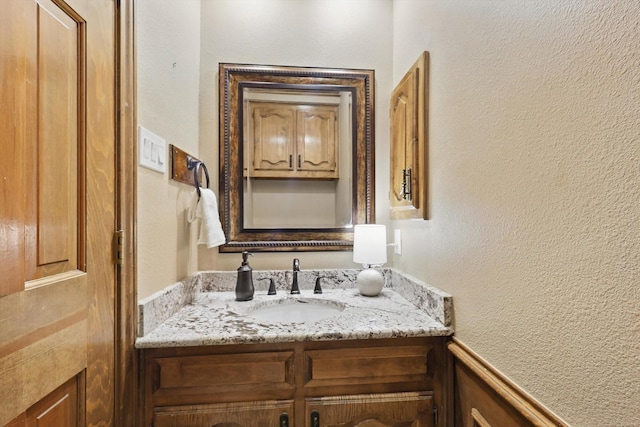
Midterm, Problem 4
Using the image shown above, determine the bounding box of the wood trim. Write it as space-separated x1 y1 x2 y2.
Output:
170 144 205 187
218 63 375 252
4 413 25 427
114 0 138 426
471 408 492 427
448 338 569 427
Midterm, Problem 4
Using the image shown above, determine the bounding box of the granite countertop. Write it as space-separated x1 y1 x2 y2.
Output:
136 287 452 348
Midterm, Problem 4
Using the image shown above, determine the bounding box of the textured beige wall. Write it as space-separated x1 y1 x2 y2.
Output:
196 0 393 273
392 1 640 425
137 0 201 298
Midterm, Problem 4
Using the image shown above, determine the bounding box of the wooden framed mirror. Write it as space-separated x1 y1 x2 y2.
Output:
219 63 375 252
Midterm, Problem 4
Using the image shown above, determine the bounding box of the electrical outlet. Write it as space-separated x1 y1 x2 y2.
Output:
394 229 402 255
138 126 166 173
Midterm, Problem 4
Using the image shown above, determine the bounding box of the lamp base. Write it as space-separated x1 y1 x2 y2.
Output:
356 268 384 296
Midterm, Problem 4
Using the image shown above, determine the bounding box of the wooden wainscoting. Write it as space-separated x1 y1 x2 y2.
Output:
448 339 569 427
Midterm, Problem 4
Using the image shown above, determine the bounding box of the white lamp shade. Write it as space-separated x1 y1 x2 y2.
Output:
353 224 387 265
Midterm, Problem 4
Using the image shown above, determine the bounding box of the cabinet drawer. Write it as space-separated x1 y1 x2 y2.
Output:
152 351 295 400
304 344 432 388
305 392 433 427
154 400 294 427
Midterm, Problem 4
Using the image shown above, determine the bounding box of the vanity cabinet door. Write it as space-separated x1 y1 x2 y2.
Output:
154 400 294 427
305 392 434 427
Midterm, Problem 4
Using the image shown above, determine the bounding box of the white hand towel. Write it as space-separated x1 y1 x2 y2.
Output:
187 188 226 248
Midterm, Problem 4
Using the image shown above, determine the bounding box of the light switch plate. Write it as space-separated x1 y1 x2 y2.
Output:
394 229 402 255
138 126 166 173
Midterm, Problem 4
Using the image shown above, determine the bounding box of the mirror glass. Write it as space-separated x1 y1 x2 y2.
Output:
243 87 353 229
219 63 375 252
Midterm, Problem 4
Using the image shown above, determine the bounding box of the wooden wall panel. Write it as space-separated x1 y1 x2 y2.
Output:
449 340 569 427
4 414 25 427
25 375 80 427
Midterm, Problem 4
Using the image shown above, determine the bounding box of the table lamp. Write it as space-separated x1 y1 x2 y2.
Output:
353 224 387 296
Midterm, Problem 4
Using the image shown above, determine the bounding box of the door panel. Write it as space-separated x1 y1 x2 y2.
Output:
0 0 116 425
28 0 81 278
0 274 87 425
25 375 81 427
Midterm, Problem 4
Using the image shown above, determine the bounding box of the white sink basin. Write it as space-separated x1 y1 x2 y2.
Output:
246 298 344 323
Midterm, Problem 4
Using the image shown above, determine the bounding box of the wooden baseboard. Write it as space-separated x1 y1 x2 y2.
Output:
448 338 569 427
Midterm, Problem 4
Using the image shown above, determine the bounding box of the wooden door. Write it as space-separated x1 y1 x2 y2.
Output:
305 392 434 427
1 0 116 425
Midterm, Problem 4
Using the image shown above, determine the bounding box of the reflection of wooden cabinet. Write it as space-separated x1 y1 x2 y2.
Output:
142 337 450 427
390 52 428 219
249 101 339 179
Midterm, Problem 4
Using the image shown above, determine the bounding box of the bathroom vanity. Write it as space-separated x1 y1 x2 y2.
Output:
136 270 453 427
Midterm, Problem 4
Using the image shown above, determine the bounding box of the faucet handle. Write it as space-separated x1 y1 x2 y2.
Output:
266 278 276 295
258 278 277 295
314 277 324 294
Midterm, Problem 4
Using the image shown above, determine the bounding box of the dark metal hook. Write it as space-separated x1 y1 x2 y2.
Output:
187 156 209 198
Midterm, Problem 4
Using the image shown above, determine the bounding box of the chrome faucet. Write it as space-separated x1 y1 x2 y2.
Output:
290 258 301 294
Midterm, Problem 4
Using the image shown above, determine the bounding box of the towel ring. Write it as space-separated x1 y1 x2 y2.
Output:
187 156 210 198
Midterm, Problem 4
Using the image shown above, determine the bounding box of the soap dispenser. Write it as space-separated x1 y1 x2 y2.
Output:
235 251 254 301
